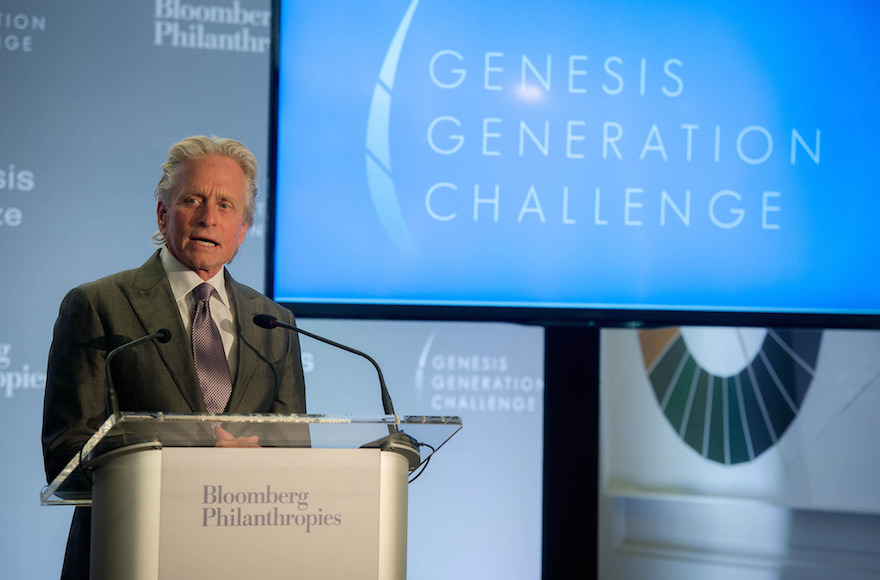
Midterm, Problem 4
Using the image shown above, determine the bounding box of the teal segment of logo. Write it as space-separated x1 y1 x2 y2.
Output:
641 328 822 465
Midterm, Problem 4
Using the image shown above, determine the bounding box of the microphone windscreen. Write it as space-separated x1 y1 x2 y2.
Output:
253 314 278 329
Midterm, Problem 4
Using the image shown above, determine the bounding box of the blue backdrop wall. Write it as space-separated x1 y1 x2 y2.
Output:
0 2 544 578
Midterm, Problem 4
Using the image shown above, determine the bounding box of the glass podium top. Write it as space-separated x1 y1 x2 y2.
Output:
41 412 462 505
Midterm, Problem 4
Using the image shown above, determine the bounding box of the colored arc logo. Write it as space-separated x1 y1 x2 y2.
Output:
639 327 822 465
365 0 422 258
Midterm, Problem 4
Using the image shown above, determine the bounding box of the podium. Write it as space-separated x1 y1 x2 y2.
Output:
41 412 461 580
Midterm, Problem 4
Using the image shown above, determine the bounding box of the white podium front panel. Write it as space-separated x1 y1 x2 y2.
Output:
158 447 382 579
60 414 456 580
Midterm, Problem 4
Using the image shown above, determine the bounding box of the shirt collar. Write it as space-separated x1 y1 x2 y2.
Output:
160 246 230 307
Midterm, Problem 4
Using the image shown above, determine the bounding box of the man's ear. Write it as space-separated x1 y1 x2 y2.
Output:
238 222 248 247
157 201 167 234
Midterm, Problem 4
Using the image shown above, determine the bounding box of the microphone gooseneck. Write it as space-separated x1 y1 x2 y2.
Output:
253 314 396 416
104 328 172 418
254 314 422 471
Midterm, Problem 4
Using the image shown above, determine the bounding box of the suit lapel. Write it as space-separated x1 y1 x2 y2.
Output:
227 274 259 412
121 251 205 413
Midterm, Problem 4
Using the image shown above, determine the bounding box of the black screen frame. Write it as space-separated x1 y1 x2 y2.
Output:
265 0 880 331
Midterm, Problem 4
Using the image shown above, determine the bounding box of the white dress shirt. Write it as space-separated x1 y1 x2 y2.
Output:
160 247 239 380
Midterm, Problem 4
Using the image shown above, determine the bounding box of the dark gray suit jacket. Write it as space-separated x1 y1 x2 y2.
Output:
42 250 306 479
41 251 306 579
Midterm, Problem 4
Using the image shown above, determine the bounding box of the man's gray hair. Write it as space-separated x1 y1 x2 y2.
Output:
153 135 258 244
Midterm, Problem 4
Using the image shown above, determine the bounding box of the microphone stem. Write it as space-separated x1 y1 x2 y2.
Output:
274 321 396 416
104 331 170 418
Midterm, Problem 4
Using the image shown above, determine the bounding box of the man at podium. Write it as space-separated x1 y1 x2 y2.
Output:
41 135 307 579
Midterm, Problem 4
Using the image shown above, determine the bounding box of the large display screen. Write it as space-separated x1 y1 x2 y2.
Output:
270 0 880 324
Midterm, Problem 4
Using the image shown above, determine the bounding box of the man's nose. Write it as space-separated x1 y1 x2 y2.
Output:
197 202 218 224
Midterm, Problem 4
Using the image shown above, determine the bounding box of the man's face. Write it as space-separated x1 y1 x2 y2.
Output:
157 155 249 281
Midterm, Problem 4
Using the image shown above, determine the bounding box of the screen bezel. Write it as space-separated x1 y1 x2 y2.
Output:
266 0 880 331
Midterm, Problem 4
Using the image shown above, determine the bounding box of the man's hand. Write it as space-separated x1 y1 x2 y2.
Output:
214 425 260 448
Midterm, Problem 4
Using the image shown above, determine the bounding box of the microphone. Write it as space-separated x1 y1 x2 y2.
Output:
105 328 172 417
253 314 421 471
253 314 395 416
